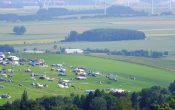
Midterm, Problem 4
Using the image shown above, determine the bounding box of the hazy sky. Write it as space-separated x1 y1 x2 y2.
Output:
116 0 175 3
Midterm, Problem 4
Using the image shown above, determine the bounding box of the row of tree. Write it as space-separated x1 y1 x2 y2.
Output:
0 8 102 21
0 45 15 53
64 29 146 42
0 5 148 22
1 81 175 110
85 48 168 58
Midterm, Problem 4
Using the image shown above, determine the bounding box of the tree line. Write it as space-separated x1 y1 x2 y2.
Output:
0 5 148 22
64 29 146 42
85 48 168 58
1 81 175 110
0 8 102 21
0 45 15 53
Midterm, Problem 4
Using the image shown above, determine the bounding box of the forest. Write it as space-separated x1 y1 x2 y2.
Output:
85 48 168 58
64 29 146 42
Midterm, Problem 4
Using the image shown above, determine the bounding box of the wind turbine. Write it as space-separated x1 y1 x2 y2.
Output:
151 0 154 15
169 0 172 10
127 0 130 7
104 0 107 16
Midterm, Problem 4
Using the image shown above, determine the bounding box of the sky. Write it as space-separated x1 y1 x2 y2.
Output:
115 0 175 3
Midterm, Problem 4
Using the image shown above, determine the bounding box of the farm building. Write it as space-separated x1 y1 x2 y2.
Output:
23 50 45 54
65 49 84 54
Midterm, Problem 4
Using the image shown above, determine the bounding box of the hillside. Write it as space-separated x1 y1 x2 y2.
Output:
0 54 175 105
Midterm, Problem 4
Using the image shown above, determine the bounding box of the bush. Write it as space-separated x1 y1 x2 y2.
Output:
0 45 15 52
13 26 26 35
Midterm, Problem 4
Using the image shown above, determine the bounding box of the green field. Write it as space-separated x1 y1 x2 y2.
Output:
89 54 175 71
1 54 175 104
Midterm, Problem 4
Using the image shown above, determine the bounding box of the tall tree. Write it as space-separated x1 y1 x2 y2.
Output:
90 97 107 110
169 81 175 93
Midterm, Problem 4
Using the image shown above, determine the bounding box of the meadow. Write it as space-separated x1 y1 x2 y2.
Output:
1 54 175 105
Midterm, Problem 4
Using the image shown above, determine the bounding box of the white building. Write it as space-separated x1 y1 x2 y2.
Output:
65 49 84 54
24 50 45 54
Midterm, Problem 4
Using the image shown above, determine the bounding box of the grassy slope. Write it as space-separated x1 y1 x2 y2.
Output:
89 54 175 71
1 54 175 105
22 54 175 89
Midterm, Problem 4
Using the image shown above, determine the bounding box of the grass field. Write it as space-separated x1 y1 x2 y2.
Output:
89 53 175 71
1 54 175 104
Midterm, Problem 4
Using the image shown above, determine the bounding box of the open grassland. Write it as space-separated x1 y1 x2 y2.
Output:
1 54 175 105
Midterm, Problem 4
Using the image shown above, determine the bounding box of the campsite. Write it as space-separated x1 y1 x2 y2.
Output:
0 53 175 105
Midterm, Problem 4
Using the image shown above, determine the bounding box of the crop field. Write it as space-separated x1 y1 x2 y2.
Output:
0 16 174 53
0 54 175 105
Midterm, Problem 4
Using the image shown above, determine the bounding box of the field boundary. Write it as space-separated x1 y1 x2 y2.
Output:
87 54 175 72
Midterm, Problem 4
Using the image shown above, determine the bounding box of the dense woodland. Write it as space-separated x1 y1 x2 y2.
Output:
64 29 146 42
0 45 15 53
0 81 175 110
85 48 168 58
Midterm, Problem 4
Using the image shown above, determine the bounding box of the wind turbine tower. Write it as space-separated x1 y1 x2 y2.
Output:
151 0 154 15
104 0 107 16
127 0 130 7
169 0 172 10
